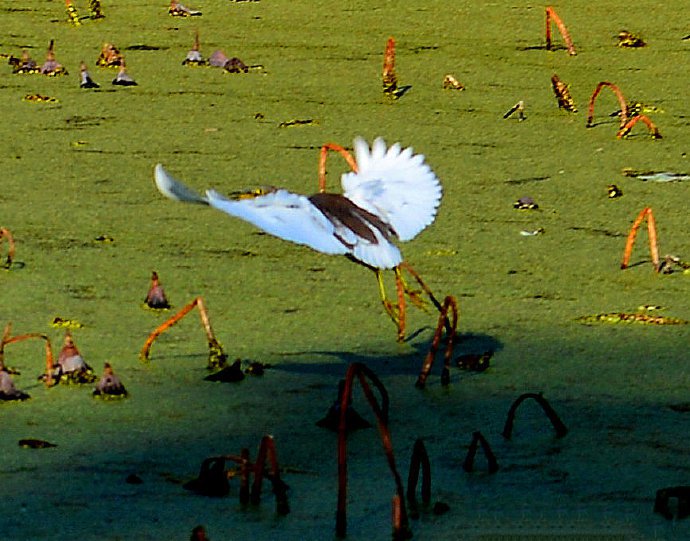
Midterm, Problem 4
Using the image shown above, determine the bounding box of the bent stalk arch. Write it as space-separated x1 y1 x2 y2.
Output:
336 362 409 539
1 324 55 387
586 82 628 129
617 114 662 139
545 7 577 56
139 296 226 367
620 207 660 272
501 392 568 439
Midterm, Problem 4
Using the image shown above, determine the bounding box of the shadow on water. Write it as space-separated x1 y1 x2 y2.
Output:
274 331 504 378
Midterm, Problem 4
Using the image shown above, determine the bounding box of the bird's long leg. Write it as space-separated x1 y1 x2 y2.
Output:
376 269 396 320
394 267 406 342
375 269 405 341
318 143 358 193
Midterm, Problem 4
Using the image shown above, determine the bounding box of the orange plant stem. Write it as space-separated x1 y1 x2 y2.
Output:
139 297 199 361
318 143 358 193
616 114 662 139
382 36 397 91
646 209 660 271
621 207 648 269
587 81 629 129
399 261 445 316
621 207 659 271
545 7 576 55
0 228 16 269
0 323 11 369
392 495 405 541
194 297 218 345
545 7 553 50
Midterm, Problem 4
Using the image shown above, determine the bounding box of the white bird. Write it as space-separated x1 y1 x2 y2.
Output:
153 137 443 340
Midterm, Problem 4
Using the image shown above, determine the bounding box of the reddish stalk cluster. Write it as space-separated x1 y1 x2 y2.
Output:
416 296 458 389
545 7 577 56
382 37 397 95
586 82 663 138
621 207 660 272
336 362 410 539
186 435 289 514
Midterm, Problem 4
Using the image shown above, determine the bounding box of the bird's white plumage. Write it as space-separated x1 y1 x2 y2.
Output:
350 229 402 269
154 164 208 205
153 137 440 270
205 189 351 256
342 137 442 241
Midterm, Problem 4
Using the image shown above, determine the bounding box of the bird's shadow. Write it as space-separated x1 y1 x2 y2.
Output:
274 331 504 379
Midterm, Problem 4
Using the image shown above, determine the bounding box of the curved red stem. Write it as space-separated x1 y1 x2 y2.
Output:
587 81 629 129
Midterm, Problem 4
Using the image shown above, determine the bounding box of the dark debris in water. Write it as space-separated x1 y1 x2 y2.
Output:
19 438 57 449
126 473 144 484
279 119 317 128
204 359 270 382
569 226 625 238
124 45 169 51
668 403 690 413
504 175 550 185
65 115 111 128
456 351 492 372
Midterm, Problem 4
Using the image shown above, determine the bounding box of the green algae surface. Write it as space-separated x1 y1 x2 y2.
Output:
1 1 689 539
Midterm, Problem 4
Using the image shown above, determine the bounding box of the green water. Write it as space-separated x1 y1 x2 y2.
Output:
1 1 689 539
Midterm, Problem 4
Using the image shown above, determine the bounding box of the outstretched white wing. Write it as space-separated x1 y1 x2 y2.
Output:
154 164 209 205
205 189 351 255
341 137 442 242
154 164 349 256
